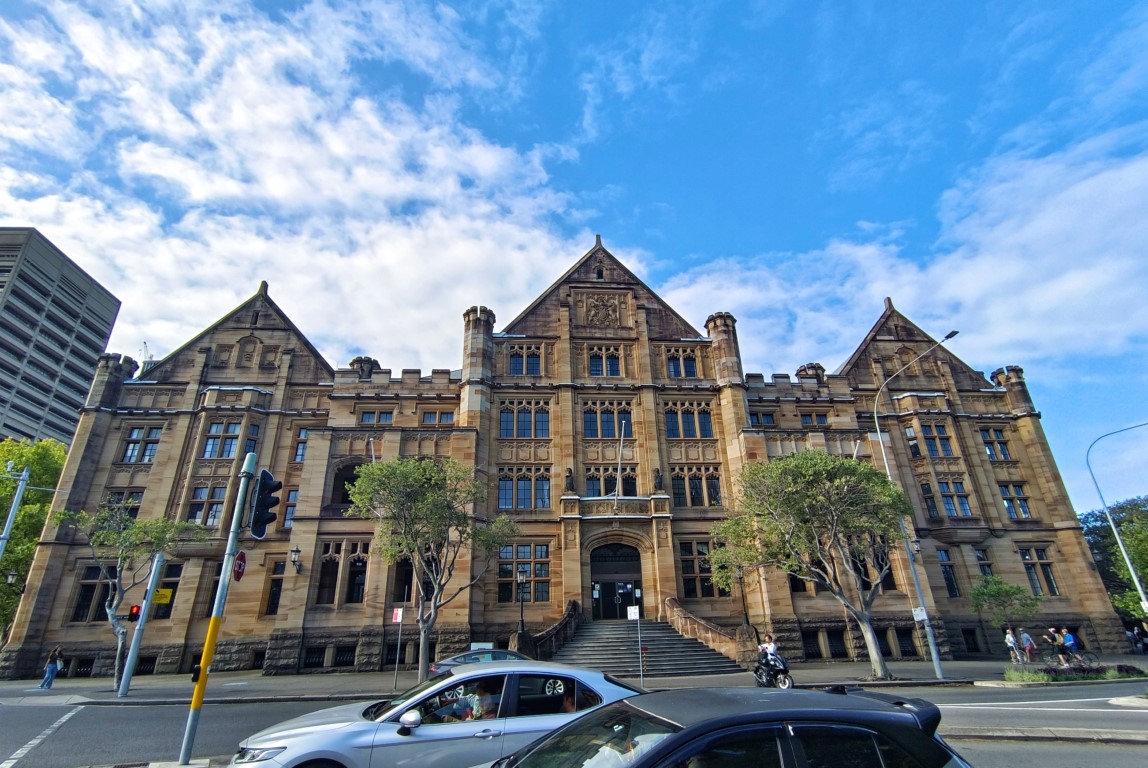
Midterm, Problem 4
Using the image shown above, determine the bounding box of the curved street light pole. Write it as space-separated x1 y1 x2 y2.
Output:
1086 422 1148 615
874 330 957 680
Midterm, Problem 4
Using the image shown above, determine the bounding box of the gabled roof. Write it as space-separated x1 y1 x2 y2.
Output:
502 236 703 339
140 281 335 381
835 298 987 387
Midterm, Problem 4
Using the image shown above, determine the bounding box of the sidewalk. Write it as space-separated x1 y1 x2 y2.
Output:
1 657 1145 768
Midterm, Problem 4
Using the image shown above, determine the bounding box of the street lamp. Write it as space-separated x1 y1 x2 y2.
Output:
1086 421 1148 615
6 570 24 594
516 566 528 633
874 328 957 680
289 546 303 574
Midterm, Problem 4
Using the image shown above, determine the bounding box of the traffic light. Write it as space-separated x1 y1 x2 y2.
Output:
249 469 282 540
128 604 141 622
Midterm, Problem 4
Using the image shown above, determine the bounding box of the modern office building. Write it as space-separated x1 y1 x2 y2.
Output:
0 238 1122 679
0 228 120 446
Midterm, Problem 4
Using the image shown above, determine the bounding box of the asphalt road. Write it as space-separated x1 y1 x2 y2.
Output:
1 677 1145 767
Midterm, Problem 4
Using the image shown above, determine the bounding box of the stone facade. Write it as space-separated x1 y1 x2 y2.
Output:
0 241 1123 679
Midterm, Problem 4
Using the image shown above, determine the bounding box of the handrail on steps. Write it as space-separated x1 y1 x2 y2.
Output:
665 596 758 668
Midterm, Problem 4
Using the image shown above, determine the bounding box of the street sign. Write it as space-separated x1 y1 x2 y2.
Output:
912 607 928 622
114 614 132 620
233 551 247 582
392 608 403 623
152 588 174 605
627 605 640 620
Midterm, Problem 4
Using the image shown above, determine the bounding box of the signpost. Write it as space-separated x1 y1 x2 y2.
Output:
628 605 643 687
392 606 404 690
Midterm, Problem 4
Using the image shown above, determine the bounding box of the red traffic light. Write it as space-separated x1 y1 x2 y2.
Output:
128 604 142 622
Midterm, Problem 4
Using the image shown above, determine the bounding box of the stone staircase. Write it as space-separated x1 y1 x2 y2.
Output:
550 620 746 677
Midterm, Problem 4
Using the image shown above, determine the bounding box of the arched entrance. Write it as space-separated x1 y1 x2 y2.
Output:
590 543 643 620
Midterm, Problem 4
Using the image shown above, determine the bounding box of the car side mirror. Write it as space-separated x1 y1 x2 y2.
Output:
397 709 423 736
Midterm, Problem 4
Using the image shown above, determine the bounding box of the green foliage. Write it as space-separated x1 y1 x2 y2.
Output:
713 451 910 597
1079 496 1148 618
969 574 1042 629
712 450 912 679
348 457 517 680
1004 664 1146 683
53 493 206 684
1 438 67 632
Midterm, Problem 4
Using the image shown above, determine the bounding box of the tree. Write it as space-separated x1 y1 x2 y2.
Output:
56 499 205 685
1 438 66 638
348 457 518 682
1080 497 1148 618
969 574 1041 632
711 450 912 679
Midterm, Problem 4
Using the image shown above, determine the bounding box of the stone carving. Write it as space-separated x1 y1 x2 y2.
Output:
586 295 620 327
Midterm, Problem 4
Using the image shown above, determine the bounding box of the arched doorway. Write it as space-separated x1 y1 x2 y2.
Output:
590 543 643 620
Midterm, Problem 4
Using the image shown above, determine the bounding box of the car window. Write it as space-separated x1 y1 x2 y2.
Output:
665 726 786 768
790 724 922 768
412 674 506 724
513 674 603 718
510 701 679 768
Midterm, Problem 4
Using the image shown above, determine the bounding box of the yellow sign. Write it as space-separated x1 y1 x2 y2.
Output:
152 588 174 605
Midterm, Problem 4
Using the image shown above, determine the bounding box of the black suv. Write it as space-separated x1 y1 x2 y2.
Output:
481 686 972 768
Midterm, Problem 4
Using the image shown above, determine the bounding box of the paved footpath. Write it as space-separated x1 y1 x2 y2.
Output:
1 656 1145 767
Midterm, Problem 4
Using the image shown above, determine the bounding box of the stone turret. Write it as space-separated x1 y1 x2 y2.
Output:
990 365 1037 415
705 312 744 386
86 353 138 408
462 306 496 383
460 306 496 428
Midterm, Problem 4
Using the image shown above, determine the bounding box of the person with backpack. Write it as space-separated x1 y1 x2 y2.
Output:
38 646 65 689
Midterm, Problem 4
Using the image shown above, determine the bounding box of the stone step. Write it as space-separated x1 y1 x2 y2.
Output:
550 620 745 677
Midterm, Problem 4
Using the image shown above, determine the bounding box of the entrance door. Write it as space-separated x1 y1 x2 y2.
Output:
590 544 642 620
594 580 641 620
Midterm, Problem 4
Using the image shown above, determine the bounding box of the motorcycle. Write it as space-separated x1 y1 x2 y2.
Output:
753 646 794 689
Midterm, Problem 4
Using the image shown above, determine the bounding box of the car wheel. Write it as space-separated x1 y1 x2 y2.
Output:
299 761 346 768
776 674 794 690
544 678 565 695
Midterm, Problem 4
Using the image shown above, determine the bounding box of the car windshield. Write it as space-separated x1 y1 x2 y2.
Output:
379 673 457 716
507 701 678 768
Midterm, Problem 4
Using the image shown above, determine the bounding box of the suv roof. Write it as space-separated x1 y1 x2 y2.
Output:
621 686 942 736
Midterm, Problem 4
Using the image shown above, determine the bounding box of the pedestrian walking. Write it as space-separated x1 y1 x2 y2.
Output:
1005 628 1021 663
38 646 65 689
1018 629 1036 662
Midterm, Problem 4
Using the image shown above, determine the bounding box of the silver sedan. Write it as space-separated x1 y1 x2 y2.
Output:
228 660 643 768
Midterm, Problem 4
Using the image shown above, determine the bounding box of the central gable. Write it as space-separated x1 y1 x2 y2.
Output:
502 237 703 340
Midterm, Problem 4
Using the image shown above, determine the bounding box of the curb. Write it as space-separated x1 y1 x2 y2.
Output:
942 726 1148 745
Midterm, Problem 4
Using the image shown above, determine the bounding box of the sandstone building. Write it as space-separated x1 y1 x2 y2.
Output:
1 239 1122 678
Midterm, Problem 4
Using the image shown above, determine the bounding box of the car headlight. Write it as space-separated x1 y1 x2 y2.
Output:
233 746 287 763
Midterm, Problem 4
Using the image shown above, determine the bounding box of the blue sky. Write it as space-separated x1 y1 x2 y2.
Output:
2 0 1146 512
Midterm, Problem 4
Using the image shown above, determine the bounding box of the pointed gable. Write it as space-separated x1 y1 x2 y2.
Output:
836 297 988 390
140 281 335 385
502 236 703 340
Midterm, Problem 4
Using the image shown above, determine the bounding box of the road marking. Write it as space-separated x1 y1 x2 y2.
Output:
0 706 83 768
942 696 1132 708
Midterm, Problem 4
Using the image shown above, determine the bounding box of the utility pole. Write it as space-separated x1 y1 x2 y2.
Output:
0 465 31 563
179 453 258 765
874 329 957 680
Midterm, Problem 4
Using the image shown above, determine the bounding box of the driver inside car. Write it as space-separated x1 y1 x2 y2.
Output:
430 678 502 722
